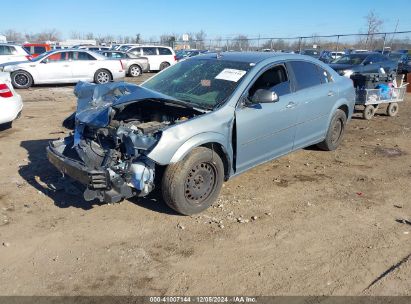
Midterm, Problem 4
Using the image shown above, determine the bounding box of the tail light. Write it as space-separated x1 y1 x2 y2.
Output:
0 83 13 98
174 55 177 62
25 55 33 61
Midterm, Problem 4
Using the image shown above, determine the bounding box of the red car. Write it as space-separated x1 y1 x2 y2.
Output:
22 43 51 57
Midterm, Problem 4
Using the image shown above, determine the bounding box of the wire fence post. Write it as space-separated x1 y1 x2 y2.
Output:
382 33 387 51
298 37 302 53
336 35 340 52
226 39 229 52
270 39 273 51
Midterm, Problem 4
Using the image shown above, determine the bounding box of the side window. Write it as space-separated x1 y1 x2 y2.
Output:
129 48 141 56
317 66 333 84
249 65 290 97
47 52 70 62
289 61 322 90
23 46 31 54
34 46 46 54
142 47 157 55
158 47 172 55
73 52 96 60
0 46 13 55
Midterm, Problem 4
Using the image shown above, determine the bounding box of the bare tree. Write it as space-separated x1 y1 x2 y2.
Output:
3 29 23 43
364 10 383 48
36 29 61 42
231 34 249 51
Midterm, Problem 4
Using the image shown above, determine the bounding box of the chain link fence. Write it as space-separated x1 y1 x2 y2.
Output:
144 31 411 52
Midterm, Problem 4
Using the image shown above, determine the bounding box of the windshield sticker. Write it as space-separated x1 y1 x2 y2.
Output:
215 69 247 82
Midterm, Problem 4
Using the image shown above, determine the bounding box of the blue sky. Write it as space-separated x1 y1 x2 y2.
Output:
2 0 411 40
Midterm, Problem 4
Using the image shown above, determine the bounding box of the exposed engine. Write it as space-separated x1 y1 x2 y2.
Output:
66 99 201 202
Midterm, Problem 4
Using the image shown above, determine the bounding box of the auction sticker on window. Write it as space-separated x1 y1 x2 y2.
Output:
215 69 247 82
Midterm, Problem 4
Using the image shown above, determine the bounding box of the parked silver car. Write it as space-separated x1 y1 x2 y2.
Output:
99 51 149 77
47 52 355 215
0 49 125 89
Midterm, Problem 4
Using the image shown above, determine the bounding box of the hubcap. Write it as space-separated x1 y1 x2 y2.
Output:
97 72 109 83
15 74 28 86
390 105 397 114
331 119 342 145
130 66 140 76
184 162 217 204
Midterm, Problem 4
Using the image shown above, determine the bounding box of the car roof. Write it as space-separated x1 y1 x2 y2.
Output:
195 51 295 63
0 43 22 47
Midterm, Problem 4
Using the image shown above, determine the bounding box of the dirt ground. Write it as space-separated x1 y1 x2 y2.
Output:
0 74 410 296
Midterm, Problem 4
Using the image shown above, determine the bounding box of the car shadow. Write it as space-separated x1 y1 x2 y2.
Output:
19 139 180 215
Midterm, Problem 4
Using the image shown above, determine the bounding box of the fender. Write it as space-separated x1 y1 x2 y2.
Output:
169 132 229 163
147 131 231 165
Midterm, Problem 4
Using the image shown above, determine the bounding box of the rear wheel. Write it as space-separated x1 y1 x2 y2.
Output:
363 105 376 120
11 70 33 89
94 69 112 84
387 102 399 117
317 109 347 151
128 65 142 77
161 147 224 215
159 62 170 71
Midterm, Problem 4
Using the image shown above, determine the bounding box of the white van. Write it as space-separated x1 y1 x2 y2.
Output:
127 46 176 71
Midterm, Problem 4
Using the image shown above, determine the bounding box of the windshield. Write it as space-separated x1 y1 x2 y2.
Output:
332 54 367 65
388 53 404 61
142 58 252 109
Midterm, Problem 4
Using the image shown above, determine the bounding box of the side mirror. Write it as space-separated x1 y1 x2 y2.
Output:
41 59 48 64
250 89 279 104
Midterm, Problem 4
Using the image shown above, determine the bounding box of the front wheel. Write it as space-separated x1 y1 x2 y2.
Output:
11 70 33 89
161 147 224 215
317 109 347 151
94 69 112 84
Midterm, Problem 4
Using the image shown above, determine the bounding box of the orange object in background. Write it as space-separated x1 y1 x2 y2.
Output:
407 73 411 93
23 43 51 57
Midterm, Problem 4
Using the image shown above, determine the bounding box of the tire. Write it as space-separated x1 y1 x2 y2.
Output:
0 121 12 131
94 69 112 84
11 70 33 89
317 109 347 151
387 102 399 117
128 65 142 77
159 62 170 71
363 105 376 120
161 147 224 215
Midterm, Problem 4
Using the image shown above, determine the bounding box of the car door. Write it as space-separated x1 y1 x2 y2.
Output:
70 51 97 80
235 63 299 173
35 51 73 83
142 47 160 70
288 60 338 149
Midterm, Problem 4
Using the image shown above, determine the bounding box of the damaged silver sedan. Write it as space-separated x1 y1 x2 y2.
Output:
47 52 355 215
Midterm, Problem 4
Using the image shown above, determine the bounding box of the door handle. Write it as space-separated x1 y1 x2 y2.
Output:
328 91 335 97
286 102 296 109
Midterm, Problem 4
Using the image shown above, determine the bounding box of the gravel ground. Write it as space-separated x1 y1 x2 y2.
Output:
0 73 410 295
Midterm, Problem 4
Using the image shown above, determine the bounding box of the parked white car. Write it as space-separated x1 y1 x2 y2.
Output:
0 72 23 129
0 49 126 89
0 44 31 65
127 46 176 71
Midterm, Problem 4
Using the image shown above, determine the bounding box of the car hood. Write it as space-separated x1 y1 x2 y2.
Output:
0 60 32 69
74 81 205 128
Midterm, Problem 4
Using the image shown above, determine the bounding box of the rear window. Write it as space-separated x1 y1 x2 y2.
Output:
289 61 323 90
34 46 46 54
142 47 157 55
158 47 172 55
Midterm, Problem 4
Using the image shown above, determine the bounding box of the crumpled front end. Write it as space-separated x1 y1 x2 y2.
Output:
47 81 203 203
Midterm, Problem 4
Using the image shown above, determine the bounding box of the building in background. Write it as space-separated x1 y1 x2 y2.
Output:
0 35 7 43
